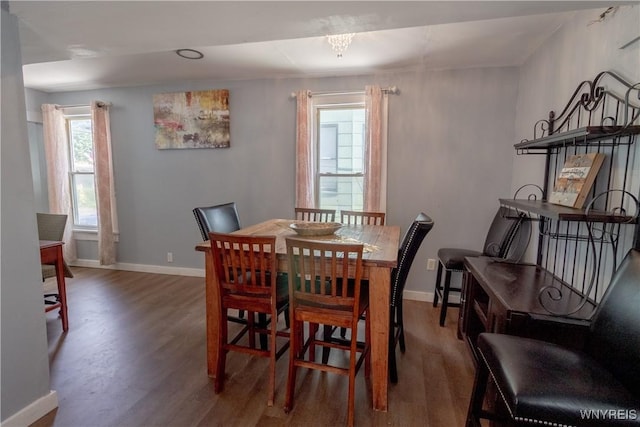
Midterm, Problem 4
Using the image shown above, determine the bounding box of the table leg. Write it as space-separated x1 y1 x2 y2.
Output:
205 251 220 377
369 265 390 411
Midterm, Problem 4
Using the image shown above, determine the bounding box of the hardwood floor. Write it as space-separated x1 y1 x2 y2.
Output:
34 267 475 427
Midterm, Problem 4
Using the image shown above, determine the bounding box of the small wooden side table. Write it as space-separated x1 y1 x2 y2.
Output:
40 240 69 331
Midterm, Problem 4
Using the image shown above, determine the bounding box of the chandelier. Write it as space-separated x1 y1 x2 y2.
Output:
326 33 355 58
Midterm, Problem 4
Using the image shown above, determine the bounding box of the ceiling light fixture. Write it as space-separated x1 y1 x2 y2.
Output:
176 49 204 60
326 33 355 58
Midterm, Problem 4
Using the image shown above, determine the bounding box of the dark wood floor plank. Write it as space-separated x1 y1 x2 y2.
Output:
33 268 473 427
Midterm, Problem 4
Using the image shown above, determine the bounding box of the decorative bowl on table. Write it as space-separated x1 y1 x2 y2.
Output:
289 222 342 236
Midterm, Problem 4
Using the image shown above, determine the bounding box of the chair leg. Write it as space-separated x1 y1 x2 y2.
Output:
267 311 278 407
258 313 268 350
347 377 356 427
433 260 443 307
389 308 398 384
247 311 256 348
284 306 290 328
439 270 452 327
466 357 490 427
284 318 299 414
296 319 304 358
322 324 332 364
309 323 318 362
364 306 371 378
397 300 406 353
347 326 358 427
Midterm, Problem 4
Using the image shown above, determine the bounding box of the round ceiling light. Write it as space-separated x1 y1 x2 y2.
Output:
176 49 204 60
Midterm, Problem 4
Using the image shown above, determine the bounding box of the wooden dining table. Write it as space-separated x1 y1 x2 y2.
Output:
195 218 400 411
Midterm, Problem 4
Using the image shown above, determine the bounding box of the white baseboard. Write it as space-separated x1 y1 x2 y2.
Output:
68 262 459 303
403 290 433 302
1 390 58 427
403 290 461 304
71 259 205 277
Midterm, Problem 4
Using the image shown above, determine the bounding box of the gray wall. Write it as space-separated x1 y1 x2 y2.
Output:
1 6 52 422
513 5 640 195
29 67 520 295
25 88 49 213
511 5 640 261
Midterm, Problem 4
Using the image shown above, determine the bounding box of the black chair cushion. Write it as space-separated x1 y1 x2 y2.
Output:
437 247 482 270
478 333 640 426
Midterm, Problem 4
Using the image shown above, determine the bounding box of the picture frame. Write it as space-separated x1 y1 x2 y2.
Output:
153 89 230 149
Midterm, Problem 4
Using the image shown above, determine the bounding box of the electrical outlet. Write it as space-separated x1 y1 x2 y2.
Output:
427 258 436 271
167 252 173 263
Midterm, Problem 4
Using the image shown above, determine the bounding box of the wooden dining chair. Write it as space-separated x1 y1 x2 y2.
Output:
340 210 385 225
294 207 336 222
209 232 290 406
283 237 370 427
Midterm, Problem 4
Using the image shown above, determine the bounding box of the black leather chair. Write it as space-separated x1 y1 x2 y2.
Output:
389 212 434 383
433 207 530 326
326 212 434 383
192 203 249 327
466 248 640 427
193 202 241 240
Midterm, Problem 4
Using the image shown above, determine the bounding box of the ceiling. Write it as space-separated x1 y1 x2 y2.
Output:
10 1 617 93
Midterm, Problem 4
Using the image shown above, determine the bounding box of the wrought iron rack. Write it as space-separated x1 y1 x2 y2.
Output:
500 70 640 316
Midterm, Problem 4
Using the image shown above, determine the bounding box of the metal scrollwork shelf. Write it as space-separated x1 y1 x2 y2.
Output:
501 70 640 316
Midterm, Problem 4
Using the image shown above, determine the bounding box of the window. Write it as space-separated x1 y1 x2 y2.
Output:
67 115 97 228
295 86 388 213
42 102 118 263
314 95 365 213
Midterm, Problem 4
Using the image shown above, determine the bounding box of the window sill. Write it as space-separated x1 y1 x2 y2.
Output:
73 229 119 242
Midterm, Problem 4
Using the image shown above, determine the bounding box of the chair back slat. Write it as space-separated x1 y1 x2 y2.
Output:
294 207 336 222
340 210 386 226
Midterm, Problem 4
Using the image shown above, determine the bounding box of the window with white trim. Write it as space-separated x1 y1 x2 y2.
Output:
314 94 365 213
66 112 97 229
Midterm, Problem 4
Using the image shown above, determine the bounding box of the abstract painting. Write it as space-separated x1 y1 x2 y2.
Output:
153 89 230 149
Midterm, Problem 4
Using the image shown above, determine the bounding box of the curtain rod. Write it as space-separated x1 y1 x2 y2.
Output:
289 86 399 99
54 101 111 109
